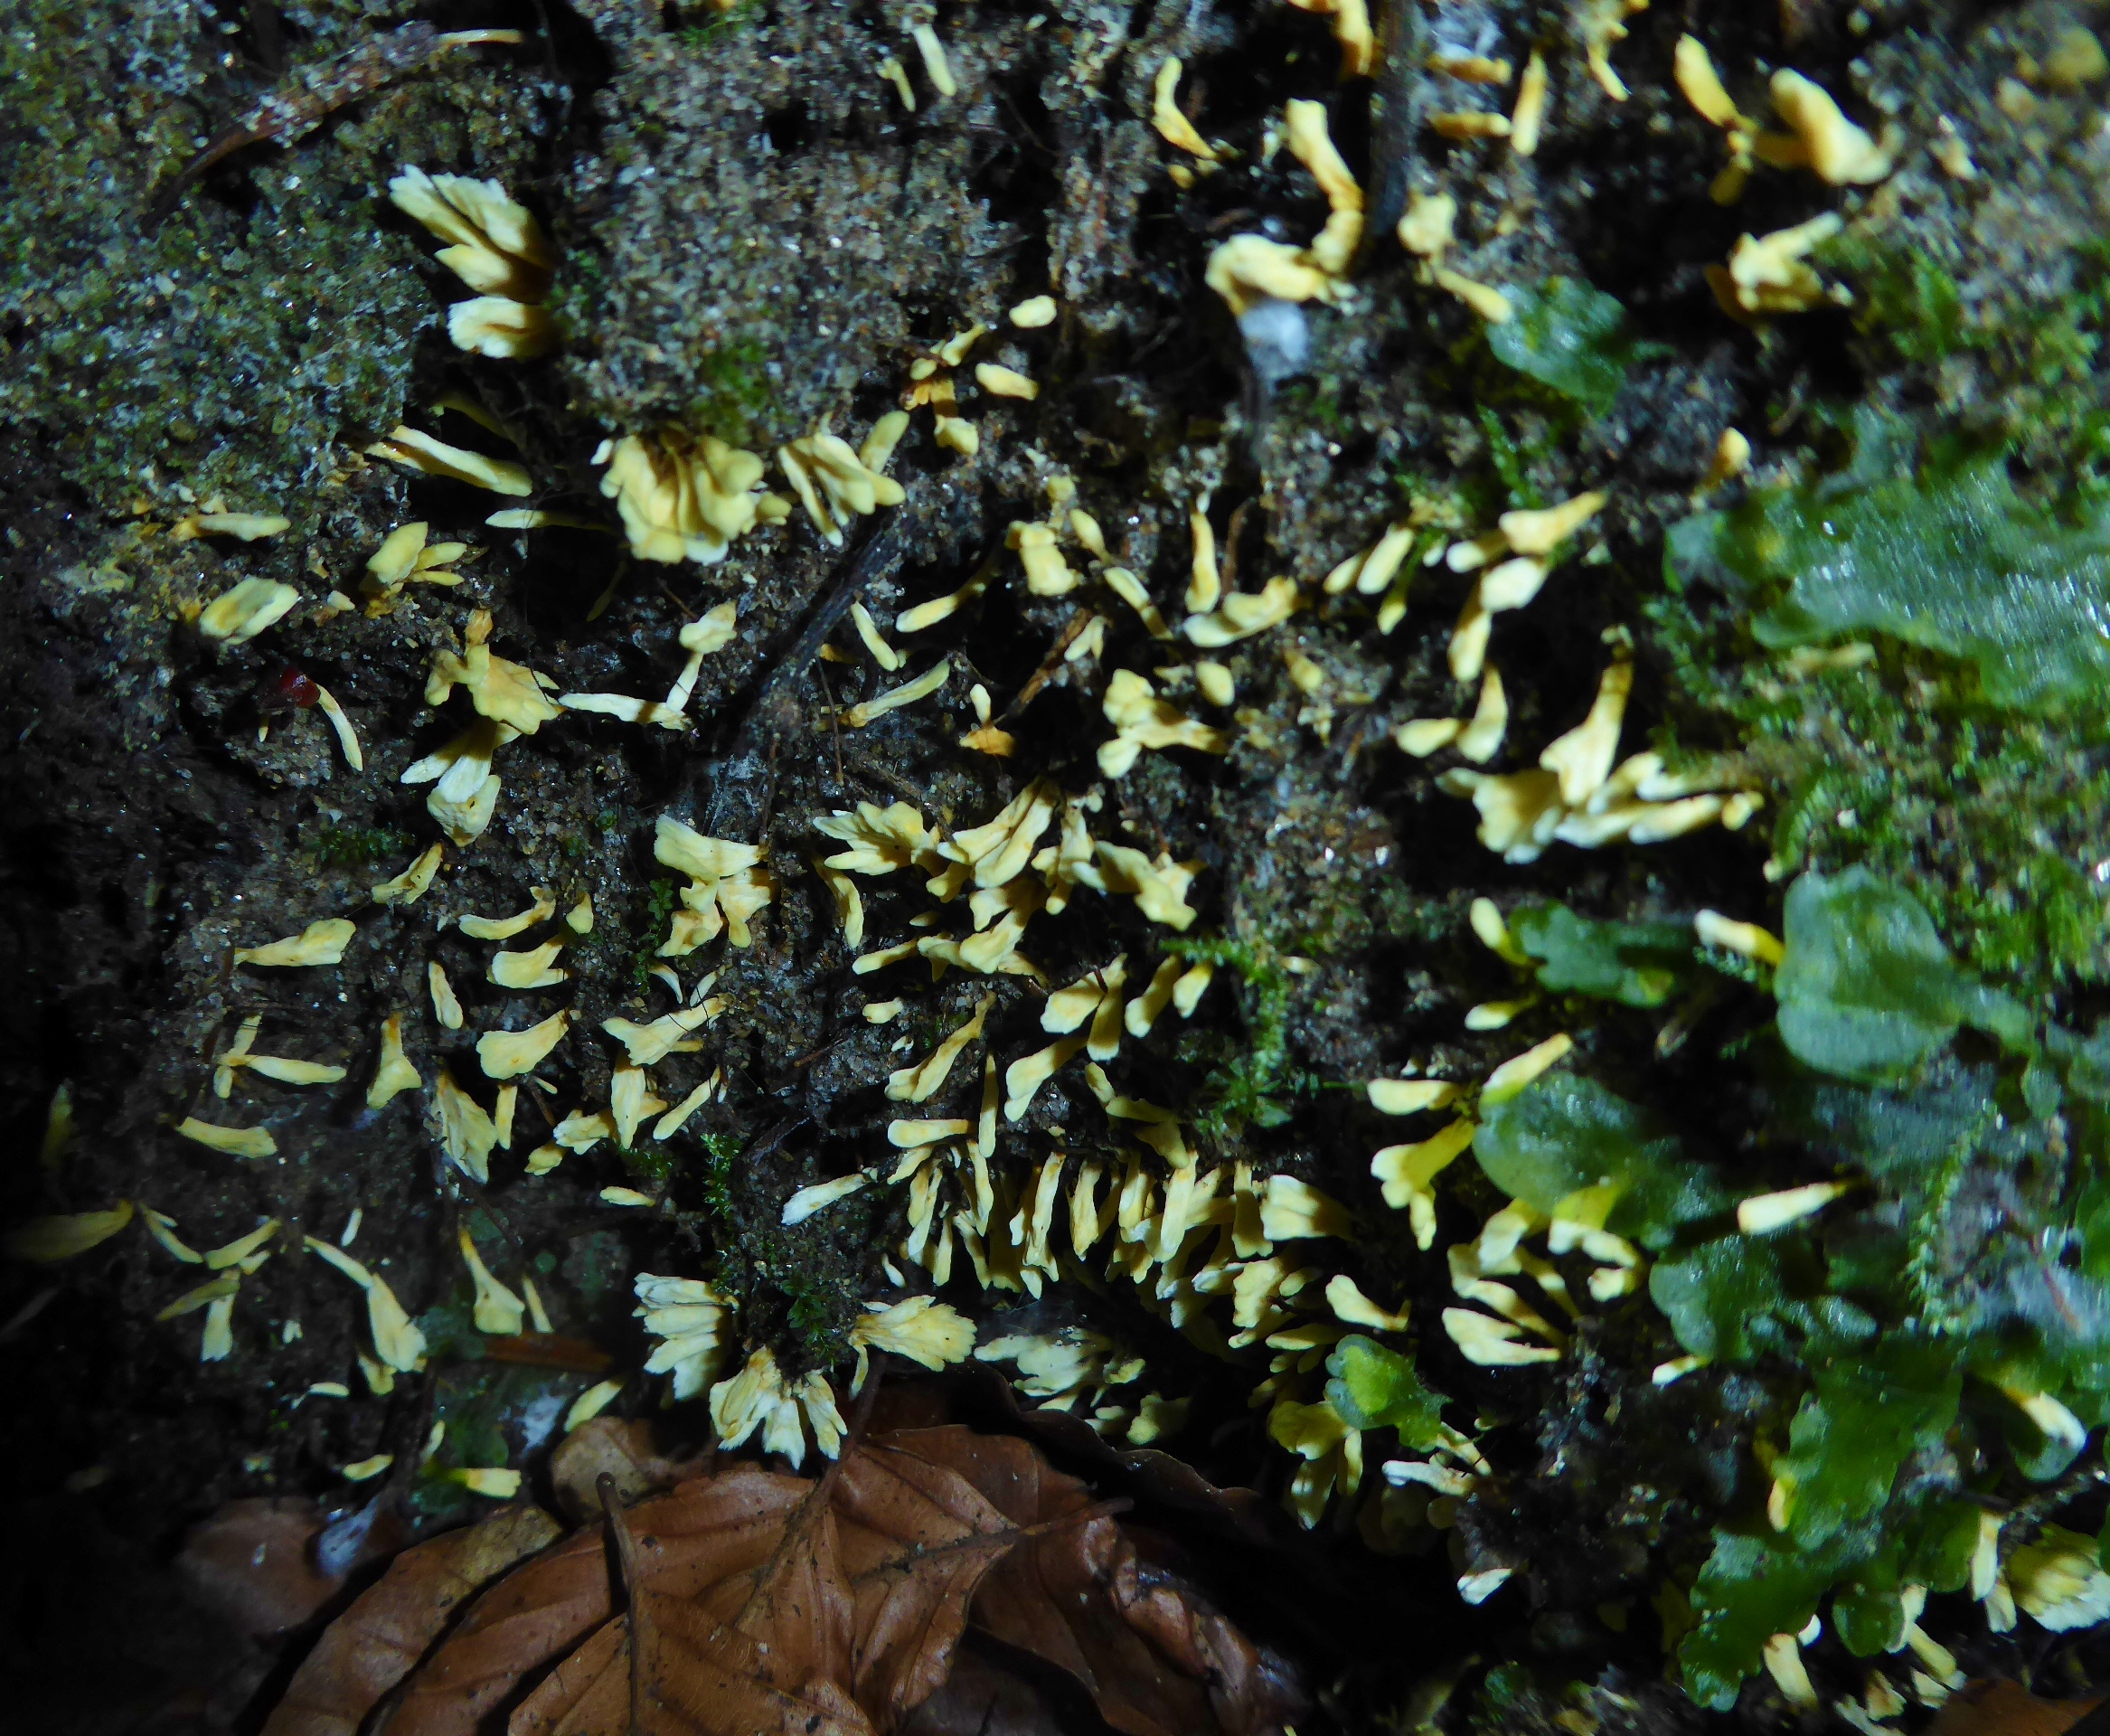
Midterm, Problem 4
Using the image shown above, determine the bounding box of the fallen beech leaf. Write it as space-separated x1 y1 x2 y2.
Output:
897 1639 1072 1736
287 1429 1303 1736
833 1437 1019 1728
611 1458 868 1736
263 1504 562 1736
390 1467 813 1736
893 1427 1300 1736
1929 1681 2105 1736
549 1416 709 1524
176 1497 351 1639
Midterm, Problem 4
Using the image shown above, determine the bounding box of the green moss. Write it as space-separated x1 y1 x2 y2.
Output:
309 823 413 869
1166 932 1318 1140
631 876 681 986
685 339 778 447
0 0 545 509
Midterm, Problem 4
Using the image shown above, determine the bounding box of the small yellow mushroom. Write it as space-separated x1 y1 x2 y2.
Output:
1510 51 1549 156
974 362 1039 401
840 658 951 727
457 886 557 940
1182 576 1304 647
781 1173 873 1227
1396 190 1456 259
1710 212 1844 318
488 939 567 990
1204 234 1336 318
597 428 772 567
198 578 302 645
1427 52 1512 83
368 1013 422 1109
179 511 290 542
1483 1033 1574 1104
909 22 956 98
231 917 354 970
602 1003 718 1067
389 167 551 302
5 1201 135 1264
878 54 916 110
1766 69 1891 185
1499 491 1606 555
779 424 908 547
1695 427 1751 495
429 961 464 1030
306 1236 429 1370
1738 1180 1851 1236
1539 656 1633 805
1432 268 1513 324
1152 58 1220 162
476 1010 571 1080
433 1066 499 1183
368 426 532 495
1695 909 1784 965
1009 295 1058 327
458 1226 525 1335
447 296 554 360
374 845 447 910
1429 110 1512 141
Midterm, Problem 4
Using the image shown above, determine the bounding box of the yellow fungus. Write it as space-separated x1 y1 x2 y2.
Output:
488 939 566 990
198 578 301 645
782 1173 873 1226
5 1201 135 1264
1152 58 1220 161
389 167 551 302
1009 295 1057 327
429 961 464 1029
1397 190 1456 259
1429 111 1512 140
840 658 950 727
476 1010 570 1080
1510 50 1549 156
433 1066 498 1183
1767 68 1892 184
457 887 557 940
597 428 771 566
1203 234 1336 317
175 1118 277 1158
368 426 532 495
975 362 1039 400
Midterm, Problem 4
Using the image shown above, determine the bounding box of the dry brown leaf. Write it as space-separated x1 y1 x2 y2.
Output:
1929 1681 2106 1736
264 1504 561 1736
833 1437 1019 1730
895 1426 1297 1736
615 1462 869 1736
287 1428 1301 1736
549 1416 709 1524
391 1467 812 1736
176 1497 363 1639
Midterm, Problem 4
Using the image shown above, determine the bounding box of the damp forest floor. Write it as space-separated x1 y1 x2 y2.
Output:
11 2 2110 1735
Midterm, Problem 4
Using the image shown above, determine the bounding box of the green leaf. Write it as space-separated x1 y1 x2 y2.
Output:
1666 449 2110 713
1773 1331 1961 1549
1324 1335 1451 1448
1681 1530 1843 1710
1648 1238 1790 1365
1832 1546 1906 1656
1776 868 2030 1084
1474 1074 1727 1250
1907 1499 1984 1595
1486 278 1640 416
1509 902 1697 1008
